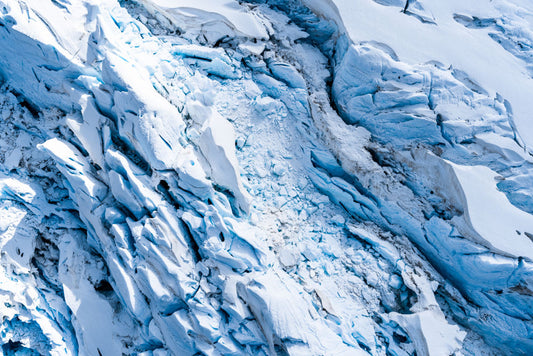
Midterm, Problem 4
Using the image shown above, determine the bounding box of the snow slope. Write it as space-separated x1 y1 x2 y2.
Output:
0 0 532 355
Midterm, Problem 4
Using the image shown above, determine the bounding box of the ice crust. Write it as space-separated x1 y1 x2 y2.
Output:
0 0 532 355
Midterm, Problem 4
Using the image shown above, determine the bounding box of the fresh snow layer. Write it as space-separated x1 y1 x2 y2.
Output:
325 0 533 150
148 0 270 39
0 0 532 355
451 162 533 260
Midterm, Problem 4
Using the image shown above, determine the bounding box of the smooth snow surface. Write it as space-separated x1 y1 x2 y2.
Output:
149 0 270 39
0 0 532 355
451 162 533 260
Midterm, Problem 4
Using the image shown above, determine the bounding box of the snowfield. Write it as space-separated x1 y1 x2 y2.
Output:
0 0 532 355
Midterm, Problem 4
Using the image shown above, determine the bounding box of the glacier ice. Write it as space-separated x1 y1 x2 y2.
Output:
0 0 532 355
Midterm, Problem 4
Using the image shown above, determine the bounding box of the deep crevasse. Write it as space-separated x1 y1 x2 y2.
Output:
0 0 532 355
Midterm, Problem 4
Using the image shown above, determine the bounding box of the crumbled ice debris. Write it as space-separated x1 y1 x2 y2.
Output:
0 0 532 355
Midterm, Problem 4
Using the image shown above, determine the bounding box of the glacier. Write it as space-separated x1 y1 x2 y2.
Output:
0 0 532 355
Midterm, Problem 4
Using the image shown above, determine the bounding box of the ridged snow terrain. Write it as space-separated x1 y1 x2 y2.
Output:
0 0 532 355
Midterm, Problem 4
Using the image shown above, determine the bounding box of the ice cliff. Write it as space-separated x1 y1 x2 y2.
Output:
0 0 532 355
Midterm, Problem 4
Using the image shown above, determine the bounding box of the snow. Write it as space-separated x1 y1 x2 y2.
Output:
322 0 533 150
149 0 270 39
450 162 533 259
390 309 466 356
62 249 123 356
196 104 251 213
0 0 532 355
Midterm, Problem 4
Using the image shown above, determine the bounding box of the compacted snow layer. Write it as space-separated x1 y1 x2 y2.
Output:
0 0 532 355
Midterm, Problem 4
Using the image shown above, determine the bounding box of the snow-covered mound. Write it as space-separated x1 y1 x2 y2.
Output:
0 0 532 355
